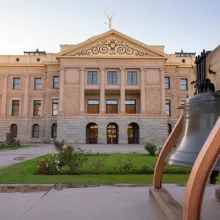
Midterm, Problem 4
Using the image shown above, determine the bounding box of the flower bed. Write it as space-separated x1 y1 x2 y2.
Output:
36 140 190 175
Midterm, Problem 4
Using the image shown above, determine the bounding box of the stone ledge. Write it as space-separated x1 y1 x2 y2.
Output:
0 183 152 193
215 187 220 202
149 187 182 220
0 184 54 193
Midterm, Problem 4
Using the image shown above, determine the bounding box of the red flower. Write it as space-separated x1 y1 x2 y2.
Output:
66 160 69 163
141 166 145 169
44 168 46 170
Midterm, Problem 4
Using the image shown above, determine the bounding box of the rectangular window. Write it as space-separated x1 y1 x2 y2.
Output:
127 71 138 85
87 100 99 113
33 100 41 116
13 78 21 89
12 100 19 116
106 100 118 114
165 100 171 116
107 71 118 84
165 77 170 89
87 71 98 84
180 78 188 90
125 100 136 114
53 76 59 88
34 78 42 90
52 99 59 116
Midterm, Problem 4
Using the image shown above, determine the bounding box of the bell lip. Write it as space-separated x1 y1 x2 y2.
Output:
166 159 220 170
187 92 220 101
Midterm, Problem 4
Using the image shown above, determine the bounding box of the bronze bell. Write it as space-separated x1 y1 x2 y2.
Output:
166 92 220 170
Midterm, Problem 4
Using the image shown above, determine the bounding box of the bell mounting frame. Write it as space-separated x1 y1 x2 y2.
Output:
153 115 220 220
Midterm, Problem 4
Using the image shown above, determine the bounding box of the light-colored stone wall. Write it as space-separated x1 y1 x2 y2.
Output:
57 118 168 146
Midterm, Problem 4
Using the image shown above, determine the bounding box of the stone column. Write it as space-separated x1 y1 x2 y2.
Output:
140 69 146 114
1 76 8 116
23 76 29 117
58 67 65 115
120 68 125 114
100 68 105 113
79 68 85 114
160 68 166 114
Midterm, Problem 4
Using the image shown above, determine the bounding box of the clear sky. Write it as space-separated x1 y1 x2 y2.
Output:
0 0 219 55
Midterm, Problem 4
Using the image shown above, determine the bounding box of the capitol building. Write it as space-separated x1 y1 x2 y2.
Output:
0 29 195 144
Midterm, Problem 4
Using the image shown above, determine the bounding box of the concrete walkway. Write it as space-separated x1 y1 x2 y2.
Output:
0 144 146 168
0 186 165 220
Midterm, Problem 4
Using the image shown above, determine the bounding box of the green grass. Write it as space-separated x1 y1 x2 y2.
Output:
0 145 26 151
0 154 193 184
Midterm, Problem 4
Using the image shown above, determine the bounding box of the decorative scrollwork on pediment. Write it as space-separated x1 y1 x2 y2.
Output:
165 90 174 97
30 91 45 98
72 39 152 57
49 90 59 97
8 92 24 98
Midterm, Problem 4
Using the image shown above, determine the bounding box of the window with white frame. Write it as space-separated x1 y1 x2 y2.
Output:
13 78 21 89
165 77 170 89
34 78 42 89
53 76 59 88
52 99 58 116
33 100 41 116
180 78 188 90
87 71 98 84
127 71 138 85
12 100 19 116
165 100 171 116
107 71 118 84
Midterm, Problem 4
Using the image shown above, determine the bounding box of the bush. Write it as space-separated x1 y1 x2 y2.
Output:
0 138 21 149
53 140 65 152
37 155 59 174
92 159 105 174
144 141 158 156
137 165 153 174
67 146 88 174
58 145 75 166
119 160 133 173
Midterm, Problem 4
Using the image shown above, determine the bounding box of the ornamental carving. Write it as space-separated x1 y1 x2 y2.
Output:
72 39 152 57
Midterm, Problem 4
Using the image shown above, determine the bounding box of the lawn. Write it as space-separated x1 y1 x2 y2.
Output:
0 145 26 151
0 153 193 184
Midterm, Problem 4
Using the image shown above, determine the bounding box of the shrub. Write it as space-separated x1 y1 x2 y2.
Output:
67 146 88 174
0 138 21 149
120 160 133 173
58 145 88 174
144 141 158 156
92 159 105 174
53 139 65 152
37 154 59 174
137 165 153 174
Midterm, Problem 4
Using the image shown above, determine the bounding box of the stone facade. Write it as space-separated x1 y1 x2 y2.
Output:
0 29 194 144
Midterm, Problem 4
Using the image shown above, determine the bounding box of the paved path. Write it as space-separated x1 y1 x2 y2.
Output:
0 186 165 220
0 144 146 168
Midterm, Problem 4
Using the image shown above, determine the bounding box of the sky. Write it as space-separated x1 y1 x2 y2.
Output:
0 0 219 55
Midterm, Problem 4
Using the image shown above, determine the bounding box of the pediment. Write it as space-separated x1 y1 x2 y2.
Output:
58 29 167 58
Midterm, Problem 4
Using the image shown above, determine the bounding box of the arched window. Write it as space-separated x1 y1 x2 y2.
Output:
51 124 57 139
107 123 118 144
168 123 172 135
32 124 40 138
86 122 98 144
11 124 18 138
127 122 139 144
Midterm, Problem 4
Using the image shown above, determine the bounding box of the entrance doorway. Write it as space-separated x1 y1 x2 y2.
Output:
11 124 18 138
127 123 139 144
86 123 98 144
107 123 118 144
